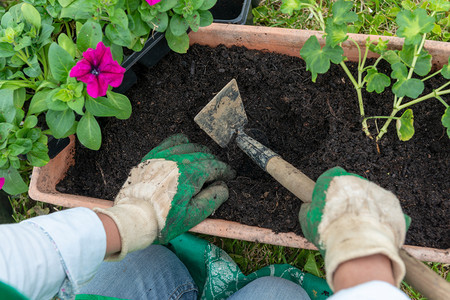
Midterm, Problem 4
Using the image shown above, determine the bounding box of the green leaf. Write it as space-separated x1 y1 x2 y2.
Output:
280 0 302 15
199 10 213 27
58 33 77 58
9 138 32 155
441 58 450 79
396 8 435 45
67 96 85 115
77 21 103 53
21 3 41 29
23 115 38 129
0 89 15 123
58 0 75 7
369 38 389 54
399 44 431 76
150 12 169 32
60 0 96 20
300 36 344 82
110 8 128 29
396 109 414 141
13 88 25 109
159 0 178 11
48 43 75 82
441 107 450 138
391 62 424 98
46 109 75 138
105 24 132 47
0 43 15 58
165 27 190 54
76 111 101 150
105 91 132 119
24 55 42 78
365 69 391 93
325 18 348 47
332 0 358 25
27 142 49 167
304 252 323 277
186 11 201 32
170 14 189 36
37 24 55 48
0 167 28 195
199 0 216 10
391 62 408 80
129 13 150 37
382 50 401 65
428 0 450 12
393 78 424 98
9 156 20 170
0 123 13 143
29 90 50 115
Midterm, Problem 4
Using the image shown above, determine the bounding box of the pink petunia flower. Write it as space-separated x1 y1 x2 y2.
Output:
0 177 4 190
70 42 126 98
146 0 162 5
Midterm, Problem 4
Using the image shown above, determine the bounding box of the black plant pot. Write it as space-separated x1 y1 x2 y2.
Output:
211 0 253 24
0 191 13 224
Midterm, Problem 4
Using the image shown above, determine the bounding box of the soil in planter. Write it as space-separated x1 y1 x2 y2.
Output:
57 44 449 249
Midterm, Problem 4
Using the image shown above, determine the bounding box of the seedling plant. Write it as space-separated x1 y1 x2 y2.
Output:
281 0 450 143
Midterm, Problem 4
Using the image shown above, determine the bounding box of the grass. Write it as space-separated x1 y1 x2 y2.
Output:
253 0 449 41
2 0 449 299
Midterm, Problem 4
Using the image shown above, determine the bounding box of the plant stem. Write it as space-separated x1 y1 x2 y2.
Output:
397 89 450 110
421 69 441 82
340 38 373 138
339 61 372 137
376 34 428 141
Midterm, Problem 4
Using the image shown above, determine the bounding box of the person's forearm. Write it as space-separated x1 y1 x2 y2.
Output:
333 254 395 292
97 213 122 257
0 208 106 299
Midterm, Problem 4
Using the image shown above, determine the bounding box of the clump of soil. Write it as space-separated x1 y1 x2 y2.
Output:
57 44 449 249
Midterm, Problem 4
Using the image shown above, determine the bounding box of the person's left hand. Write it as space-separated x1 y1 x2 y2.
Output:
95 134 235 260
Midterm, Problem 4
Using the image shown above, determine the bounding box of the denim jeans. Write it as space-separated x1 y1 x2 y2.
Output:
79 245 310 300
79 245 197 300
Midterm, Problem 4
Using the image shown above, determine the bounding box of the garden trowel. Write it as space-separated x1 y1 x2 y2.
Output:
194 79 315 203
194 80 450 300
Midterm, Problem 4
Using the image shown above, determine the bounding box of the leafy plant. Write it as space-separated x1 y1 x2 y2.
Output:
282 0 450 143
139 0 217 53
0 88 48 195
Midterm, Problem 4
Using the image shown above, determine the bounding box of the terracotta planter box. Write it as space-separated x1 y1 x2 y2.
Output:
29 24 449 263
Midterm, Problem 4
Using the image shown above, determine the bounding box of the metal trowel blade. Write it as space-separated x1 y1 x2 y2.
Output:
194 79 248 148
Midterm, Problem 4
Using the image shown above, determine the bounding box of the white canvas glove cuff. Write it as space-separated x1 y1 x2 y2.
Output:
94 159 180 261
94 199 158 261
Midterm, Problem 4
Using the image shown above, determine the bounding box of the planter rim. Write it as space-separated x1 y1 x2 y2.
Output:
30 25 450 263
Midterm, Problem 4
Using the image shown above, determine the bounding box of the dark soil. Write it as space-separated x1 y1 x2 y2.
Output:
57 44 449 249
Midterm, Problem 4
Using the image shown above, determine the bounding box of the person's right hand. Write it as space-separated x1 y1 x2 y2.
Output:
298 167 410 291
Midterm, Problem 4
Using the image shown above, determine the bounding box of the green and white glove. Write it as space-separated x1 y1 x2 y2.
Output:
95 134 235 260
299 167 411 291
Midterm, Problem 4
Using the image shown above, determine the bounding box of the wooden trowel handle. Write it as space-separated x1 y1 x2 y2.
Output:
235 131 450 299
265 156 314 203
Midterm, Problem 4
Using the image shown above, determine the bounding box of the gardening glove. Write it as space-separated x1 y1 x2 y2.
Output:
299 167 411 291
95 133 236 260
